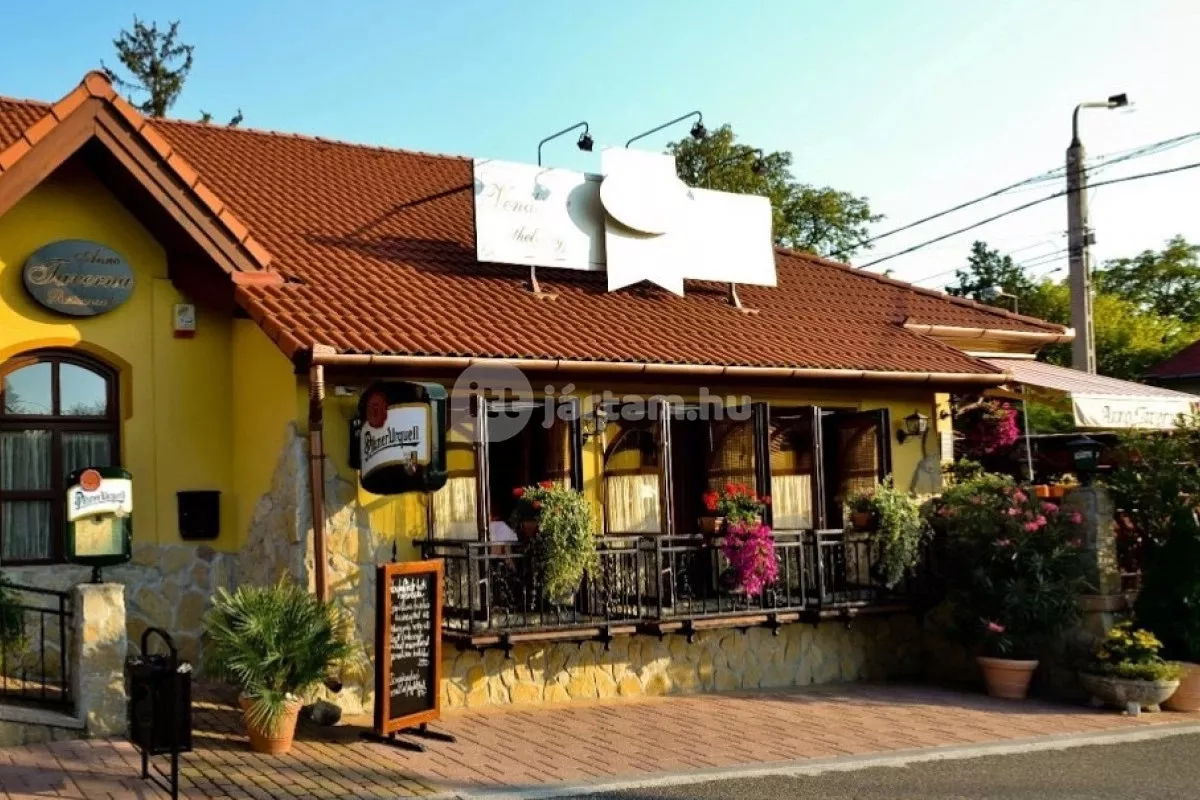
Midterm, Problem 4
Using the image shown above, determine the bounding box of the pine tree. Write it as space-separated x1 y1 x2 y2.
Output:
103 18 194 118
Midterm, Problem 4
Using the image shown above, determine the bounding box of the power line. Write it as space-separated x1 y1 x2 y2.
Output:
856 159 1200 270
844 129 1200 256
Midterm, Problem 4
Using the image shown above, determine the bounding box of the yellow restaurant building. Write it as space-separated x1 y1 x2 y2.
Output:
0 73 1073 713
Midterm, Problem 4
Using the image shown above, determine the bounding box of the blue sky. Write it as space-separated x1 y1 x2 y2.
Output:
3 1 1199 286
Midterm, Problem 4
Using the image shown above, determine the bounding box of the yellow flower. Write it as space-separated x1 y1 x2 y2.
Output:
1096 648 1110 661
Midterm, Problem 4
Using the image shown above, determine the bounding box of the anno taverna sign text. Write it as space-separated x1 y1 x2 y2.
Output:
23 240 136 317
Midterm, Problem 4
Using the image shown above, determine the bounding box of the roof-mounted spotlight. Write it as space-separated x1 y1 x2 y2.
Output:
626 111 706 149
537 121 591 166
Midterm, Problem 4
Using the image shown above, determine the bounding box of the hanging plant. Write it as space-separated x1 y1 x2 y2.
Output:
511 483 597 604
958 400 1020 459
846 479 930 589
721 521 778 597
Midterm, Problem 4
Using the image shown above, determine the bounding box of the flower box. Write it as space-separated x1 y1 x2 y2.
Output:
1079 672 1180 715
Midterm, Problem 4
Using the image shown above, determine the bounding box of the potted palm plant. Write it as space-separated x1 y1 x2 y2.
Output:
511 483 597 605
928 473 1088 699
205 581 355 755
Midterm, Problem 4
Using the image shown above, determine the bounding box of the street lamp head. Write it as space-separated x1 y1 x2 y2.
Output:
576 131 594 152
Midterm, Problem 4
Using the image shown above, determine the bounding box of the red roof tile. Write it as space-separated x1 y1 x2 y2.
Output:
1147 340 1200 380
0 82 1067 375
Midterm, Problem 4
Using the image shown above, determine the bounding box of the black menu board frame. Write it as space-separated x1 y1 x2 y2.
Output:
373 560 444 736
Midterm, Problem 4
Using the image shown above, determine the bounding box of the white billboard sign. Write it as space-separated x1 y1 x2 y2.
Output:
472 149 776 296
473 160 604 271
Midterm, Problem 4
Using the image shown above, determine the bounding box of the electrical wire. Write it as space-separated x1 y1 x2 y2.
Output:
842 129 1200 257
855 159 1200 270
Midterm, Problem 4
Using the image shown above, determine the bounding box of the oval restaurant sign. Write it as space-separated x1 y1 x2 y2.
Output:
354 381 448 495
23 240 135 317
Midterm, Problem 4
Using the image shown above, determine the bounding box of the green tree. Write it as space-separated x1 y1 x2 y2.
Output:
668 125 881 258
1095 235 1200 323
946 241 1034 303
945 241 1200 382
103 18 194 118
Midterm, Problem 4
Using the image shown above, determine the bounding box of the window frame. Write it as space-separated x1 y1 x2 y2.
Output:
0 350 120 565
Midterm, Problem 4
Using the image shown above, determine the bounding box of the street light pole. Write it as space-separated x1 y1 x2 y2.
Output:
1067 93 1128 374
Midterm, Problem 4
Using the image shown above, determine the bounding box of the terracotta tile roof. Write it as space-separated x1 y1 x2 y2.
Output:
0 73 272 271
1146 340 1200 380
0 77 1067 375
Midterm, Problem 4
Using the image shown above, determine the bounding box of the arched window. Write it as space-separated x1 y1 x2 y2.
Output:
0 350 119 564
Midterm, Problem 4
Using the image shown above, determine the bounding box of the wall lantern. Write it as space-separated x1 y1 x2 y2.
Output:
65 467 133 582
581 406 610 441
1066 435 1103 482
896 411 930 444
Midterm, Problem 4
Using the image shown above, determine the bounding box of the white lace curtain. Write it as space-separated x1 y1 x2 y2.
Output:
1 431 110 562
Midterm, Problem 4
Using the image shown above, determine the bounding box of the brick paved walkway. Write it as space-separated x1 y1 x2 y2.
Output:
0 684 1197 799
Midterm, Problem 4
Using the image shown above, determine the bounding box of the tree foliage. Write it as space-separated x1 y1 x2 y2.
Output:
945 239 1200 382
668 125 882 258
1096 236 1200 323
103 18 194 118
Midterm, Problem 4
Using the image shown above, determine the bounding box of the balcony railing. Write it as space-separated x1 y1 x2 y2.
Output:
422 529 925 645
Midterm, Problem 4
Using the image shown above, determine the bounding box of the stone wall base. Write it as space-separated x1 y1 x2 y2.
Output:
439 616 923 710
0 706 84 747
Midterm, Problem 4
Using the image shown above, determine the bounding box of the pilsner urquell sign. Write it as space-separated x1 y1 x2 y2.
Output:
23 240 135 317
352 381 448 495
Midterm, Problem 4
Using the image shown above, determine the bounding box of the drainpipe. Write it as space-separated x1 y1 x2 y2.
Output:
308 362 329 601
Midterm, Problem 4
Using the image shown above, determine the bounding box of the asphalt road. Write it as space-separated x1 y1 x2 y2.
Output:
585 732 1200 800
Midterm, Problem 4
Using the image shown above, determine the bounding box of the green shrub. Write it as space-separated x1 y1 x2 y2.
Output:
512 483 598 604
0 575 26 668
846 478 929 589
205 581 355 733
1134 505 1200 663
926 473 1088 659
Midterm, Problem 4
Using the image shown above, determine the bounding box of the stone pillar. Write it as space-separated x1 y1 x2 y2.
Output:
71 583 128 736
1061 484 1121 596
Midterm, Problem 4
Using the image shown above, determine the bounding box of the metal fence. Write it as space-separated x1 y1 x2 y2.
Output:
424 529 920 638
0 583 72 711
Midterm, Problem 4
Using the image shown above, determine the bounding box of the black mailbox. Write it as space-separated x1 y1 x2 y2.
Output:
127 628 193 756
177 491 220 541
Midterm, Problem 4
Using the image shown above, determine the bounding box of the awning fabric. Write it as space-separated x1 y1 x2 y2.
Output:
983 358 1199 430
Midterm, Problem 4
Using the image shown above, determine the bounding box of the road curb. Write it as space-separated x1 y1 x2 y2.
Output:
449 720 1200 800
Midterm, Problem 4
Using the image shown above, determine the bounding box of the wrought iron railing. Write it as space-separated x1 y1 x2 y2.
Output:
424 529 924 639
0 583 72 710
422 538 645 635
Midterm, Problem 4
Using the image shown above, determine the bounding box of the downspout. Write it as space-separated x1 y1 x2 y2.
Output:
308 362 329 601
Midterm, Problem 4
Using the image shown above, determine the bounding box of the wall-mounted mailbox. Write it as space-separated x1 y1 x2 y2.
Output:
177 491 220 541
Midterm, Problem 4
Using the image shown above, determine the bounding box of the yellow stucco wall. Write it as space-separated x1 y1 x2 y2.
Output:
0 158 296 554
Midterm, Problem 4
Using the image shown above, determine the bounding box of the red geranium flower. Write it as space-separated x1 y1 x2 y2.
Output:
702 491 719 513
539 480 554 489
513 487 525 498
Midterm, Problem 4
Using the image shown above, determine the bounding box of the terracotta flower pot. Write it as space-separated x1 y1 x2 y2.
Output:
1034 485 1051 499
519 520 538 538
239 695 304 755
977 656 1039 700
1164 662 1200 712
1049 486 1068 499
699 516 725 535
850 511 874 531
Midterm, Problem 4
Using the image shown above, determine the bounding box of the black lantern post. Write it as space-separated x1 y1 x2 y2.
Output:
1066 435 1103 484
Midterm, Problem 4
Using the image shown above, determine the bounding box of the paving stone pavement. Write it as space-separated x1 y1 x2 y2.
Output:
0 683 1196 799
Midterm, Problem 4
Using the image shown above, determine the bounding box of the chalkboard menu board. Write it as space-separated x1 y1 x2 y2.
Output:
374 561 444 735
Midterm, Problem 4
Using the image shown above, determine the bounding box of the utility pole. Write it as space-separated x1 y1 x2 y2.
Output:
1067 93 1128 374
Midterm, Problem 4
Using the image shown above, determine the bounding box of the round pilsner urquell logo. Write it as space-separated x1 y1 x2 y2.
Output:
23 240 135 317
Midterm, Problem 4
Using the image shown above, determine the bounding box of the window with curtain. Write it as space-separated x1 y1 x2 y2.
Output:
769 410 816 532
603 421 662 535
0 351 118 564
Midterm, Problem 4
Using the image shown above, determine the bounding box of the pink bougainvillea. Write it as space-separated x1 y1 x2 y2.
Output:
722 521 778 597
959 400 1021 459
